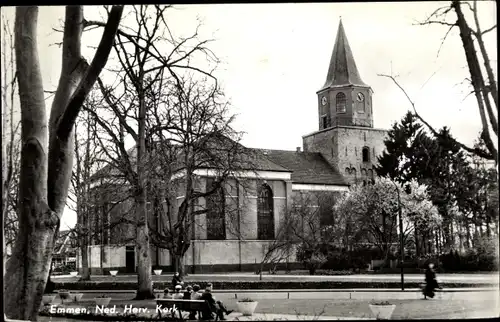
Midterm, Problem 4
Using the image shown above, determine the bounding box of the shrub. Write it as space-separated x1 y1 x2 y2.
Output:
238 298 255 302
439 241 499 272
370 300 392 305
323 252 369 271
53 264 76 275
296 246 328 275
53 280 493 291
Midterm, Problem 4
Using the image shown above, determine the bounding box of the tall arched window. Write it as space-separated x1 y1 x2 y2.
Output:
362 146 370 162
206 178 226 240
336 92 346 113
257 183 274 240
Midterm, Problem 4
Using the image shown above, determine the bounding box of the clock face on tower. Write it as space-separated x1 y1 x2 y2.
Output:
357 92 365 102
321 96 327 106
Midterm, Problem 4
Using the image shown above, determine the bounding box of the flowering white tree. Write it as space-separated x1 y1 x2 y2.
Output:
335 177 440 262
401 179 442 256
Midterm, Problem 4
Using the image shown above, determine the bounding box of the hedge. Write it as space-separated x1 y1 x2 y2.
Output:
52 280 495 291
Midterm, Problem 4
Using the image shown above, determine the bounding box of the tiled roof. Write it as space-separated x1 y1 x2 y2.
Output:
251 149 348 186
172 134 290 173
320 19 368 91
89 135 346 186
90 135 290 182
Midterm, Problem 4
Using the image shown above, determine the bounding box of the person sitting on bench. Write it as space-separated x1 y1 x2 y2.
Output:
163 288 172 299
172 272 184 289
183 285 193 300
200 285 232 320
191 284 203 300
172 284 184 299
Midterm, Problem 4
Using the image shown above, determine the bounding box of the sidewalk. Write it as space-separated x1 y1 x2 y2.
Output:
52 272 500 283
46 288 500 302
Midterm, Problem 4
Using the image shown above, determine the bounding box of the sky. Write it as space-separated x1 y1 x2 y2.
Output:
1 2 497 229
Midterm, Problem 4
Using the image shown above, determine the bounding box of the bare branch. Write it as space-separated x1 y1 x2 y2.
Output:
57 5 124 139
378 73 494 160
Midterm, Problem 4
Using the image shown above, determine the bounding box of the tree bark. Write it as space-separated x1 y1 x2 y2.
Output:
465 221 471 248
80 243 90 280
170 252 185 277
452 0 498 163
3 8 59 320
414 222 420 257
134 86 153 299
4 6 123 320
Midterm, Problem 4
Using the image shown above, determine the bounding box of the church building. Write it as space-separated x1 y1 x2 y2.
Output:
78 19 388 274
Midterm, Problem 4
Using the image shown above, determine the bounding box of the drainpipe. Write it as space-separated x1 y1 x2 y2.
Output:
237 182 242 271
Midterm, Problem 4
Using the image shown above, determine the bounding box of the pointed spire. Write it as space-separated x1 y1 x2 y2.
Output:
320 19 367 90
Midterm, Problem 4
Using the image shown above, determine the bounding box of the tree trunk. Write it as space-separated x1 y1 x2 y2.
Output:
171 253 185 277
135 210 153 299
134 86 153 299
4 7 59 320
414 222 420 257
466 221 471 249
458 224 463 252
452 0 498 163
450 221 455 249
80 243 90 281
4 6 123 319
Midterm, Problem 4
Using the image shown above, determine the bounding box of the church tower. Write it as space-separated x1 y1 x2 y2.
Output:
316 19 373 130
303 19 387 185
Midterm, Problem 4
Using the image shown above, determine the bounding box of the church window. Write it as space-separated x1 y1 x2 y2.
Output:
345 147 347 156
319 197 335 240
101 203 110 246
368 169 373 179
345 167 351 175
206 178 226 240
336 92 346 113
321 115 328 129
257 183 275 240
357 97 366 114
361 168 367 177
362 146 370 162
351 168 357 180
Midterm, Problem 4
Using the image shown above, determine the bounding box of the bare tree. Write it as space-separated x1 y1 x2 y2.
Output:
258 192 342 276
146 74 247 277
380 0 498 164
82 5 221 298
4 6 123 320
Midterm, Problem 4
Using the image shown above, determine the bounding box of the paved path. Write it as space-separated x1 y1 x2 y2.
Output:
52 272 500 284
47 289 500 301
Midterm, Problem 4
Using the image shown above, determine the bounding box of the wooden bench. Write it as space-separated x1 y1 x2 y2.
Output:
156 298 218 321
